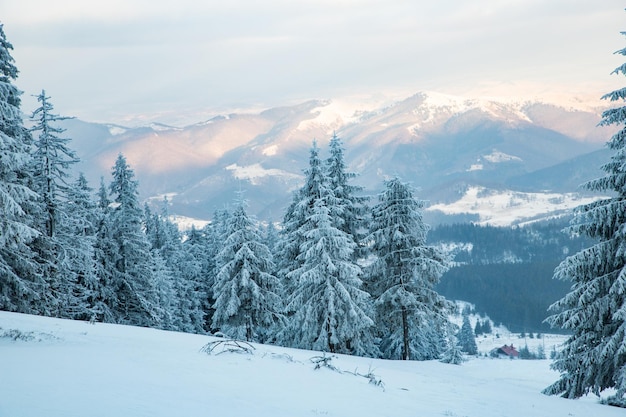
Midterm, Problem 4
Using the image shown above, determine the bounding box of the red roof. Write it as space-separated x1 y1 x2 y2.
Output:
498 344 519 357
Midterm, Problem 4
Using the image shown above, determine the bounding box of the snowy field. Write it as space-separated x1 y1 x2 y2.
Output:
0 311 621 417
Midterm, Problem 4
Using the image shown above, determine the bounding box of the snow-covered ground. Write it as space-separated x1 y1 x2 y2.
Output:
0 311 621 417
427 186 604 226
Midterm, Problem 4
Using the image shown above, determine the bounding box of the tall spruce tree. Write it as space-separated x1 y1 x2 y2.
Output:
282 197 376 356
184 225 215 332
459 314 478 355
211 202 283 341
543 31 626 405
30 90 77 238
366 177 451 360
278 141 375 355
0 24 44 314
145 202 205 333
106 154 159 327
55 173 100 320
91 177 117 322
325 133 368 258
29 91 83 318
275 141 326 295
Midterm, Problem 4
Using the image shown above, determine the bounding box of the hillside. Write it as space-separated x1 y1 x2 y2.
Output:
1 311 621 417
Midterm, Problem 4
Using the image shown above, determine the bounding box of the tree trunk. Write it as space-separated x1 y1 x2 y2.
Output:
327 316 335 353
402 307 410 360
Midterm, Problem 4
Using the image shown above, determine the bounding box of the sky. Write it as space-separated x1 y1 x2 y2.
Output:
1 1 625 126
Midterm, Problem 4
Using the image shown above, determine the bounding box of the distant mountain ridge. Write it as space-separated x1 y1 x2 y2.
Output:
61 91 614 225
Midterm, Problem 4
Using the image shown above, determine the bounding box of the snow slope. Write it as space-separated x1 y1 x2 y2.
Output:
0 311 620 417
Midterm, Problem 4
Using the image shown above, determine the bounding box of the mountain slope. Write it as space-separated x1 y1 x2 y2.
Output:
60 91 613 224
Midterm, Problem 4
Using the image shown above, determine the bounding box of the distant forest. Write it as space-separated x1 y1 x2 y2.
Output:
430 220 593 332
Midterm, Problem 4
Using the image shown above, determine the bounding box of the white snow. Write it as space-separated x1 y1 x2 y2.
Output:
296 96 392 132
0 311 621 417
468 163 484 171
427 186 605 226
262 144 279 156
168 215 210 231
225 163 302 185
107 125 128 136
483 150 522 163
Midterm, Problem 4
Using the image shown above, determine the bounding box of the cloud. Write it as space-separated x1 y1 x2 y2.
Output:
2 0 624 125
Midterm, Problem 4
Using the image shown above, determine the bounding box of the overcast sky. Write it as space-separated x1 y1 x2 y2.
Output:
2 1 624 126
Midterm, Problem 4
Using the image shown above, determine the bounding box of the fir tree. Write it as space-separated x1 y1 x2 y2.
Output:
55 173 100 320
211 201 283 342
0 24 44 314
459 314 478 355
29 90 78 238
366 177 451 360
91 176 117 323
184 224 214 332
29 91 85 318
106 154 159 327
325 133 368 258
275 141 326 291
282 197 376 356
543 31 626 405
474 320 483 336
146 201 205 333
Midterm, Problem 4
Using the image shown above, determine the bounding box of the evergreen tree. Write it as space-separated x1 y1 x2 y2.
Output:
263 220 279 256
184 224 214 332
474 320 483 336
0 24 44 314
543 31 626 405
29 91 85 318
482 319 492 334
275 141 326 292
441 331 464 365
459 314 478 355
146 201 205 333
29 90 78 238
106 154 159 327
366 177 451 360
325 133 368 258
282 197 376 356
91 176 117 322
56 173 100 320
211 201 283 342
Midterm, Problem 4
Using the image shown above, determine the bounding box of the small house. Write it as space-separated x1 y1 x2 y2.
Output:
490 344 519 359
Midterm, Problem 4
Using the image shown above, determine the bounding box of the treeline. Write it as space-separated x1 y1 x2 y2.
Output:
428 221 593 265
0 25 462 361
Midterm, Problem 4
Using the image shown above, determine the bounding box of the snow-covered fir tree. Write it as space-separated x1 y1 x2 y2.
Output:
211 201 284 342
147 248 177 330
91 177 117 323
29 91 85 318
183 225 215 331
458 314 478 355
325 133 368 258
105 154 160 327
543 32 626 406
281 196 376 356
30 90 78 238
0 24 45 314
191 208 231 332
54 173 100 320
277 143 375 355
366 177 451 360
145 202 205 333
263 220 279 256
275 141 326 295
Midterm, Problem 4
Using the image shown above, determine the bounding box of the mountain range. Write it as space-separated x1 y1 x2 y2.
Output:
60 91 616 226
